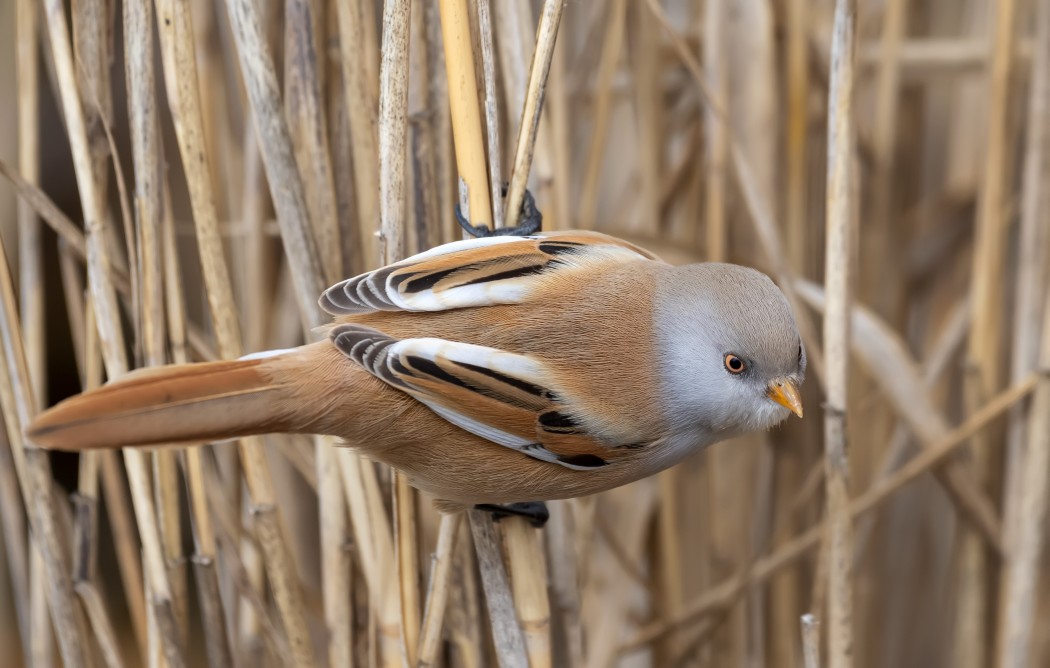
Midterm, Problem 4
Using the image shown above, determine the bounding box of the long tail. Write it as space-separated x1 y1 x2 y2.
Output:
27 343 330 451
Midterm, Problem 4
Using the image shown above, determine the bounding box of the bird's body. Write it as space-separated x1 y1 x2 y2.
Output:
28 231 805 511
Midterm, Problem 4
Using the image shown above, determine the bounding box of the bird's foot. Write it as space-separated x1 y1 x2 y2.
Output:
474 501 550 528
455 186 543 238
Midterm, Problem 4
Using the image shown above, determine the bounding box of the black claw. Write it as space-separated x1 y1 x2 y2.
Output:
475 502 550 528
455 187 543 239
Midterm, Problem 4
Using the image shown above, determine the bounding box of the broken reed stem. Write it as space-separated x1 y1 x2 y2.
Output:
439 0 492 227
801 614 822 668
418 513 462 667
822 0 857 666
503 0 565 231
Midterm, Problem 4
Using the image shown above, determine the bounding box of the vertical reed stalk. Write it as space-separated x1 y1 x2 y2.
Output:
438 0 492 227
503 0 564 232
822 0 858 666
995 2 1050 665
959 0 1018 664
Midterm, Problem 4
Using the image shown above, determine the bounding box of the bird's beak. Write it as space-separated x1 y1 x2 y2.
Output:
767 378 803 418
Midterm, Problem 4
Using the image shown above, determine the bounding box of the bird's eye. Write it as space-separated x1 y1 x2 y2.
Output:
724 353 746 374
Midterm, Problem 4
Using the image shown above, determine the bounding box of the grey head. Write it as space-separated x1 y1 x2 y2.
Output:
654 263 806 451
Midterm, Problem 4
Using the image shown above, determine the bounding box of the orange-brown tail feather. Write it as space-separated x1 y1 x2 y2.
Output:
27 351 308 451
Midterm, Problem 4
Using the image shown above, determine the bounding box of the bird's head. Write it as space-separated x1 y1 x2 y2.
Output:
656 263 806 439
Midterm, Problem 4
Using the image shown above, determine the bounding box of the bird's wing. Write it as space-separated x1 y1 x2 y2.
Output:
319 231 658 315
330 324 642 470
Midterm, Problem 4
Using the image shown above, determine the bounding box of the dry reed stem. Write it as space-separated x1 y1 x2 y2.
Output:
435 3 553 665
28 547 52 667
153 0 240 658
503 0 564 232
337 449 400 665
9 0 39 657
318 436 352 668
801 613 822 668
785 0 810 272
822 0 857 664
0 430 28 656
222 0 339 662
702 0 728 262
191 556 233 668
335 0 381 269
993 285 1050 668
418 512 462 667
467 510 529 668
160 192 229 666
858 37 1032 75
408 2 442 254
994 3 1050 665
284 0 341 283
545 23 570 230
41 1 185 664
630 1 662 238
621 370 1037 653
224 0 327 319
16 0 42 410
0 235 86 666
867 0 906 315
438 0 492 227
127 0 191 653
476 0 504 229
496 2 563 231
577 0 626 230
958 0 1018 663
375 0 419 663
379 0 412 263
75 582 127 668
544 501 582 664
394 471 422 666
505 521 552 668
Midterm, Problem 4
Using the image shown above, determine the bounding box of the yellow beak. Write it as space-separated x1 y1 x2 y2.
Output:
767 378 804 418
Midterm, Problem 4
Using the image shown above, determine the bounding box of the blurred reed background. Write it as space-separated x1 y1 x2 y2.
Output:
0 0 1048 666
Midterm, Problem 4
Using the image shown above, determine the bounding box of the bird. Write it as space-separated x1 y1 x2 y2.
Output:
27 230 806 515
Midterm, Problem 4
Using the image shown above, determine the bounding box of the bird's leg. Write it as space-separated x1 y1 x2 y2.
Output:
474 501 550 528
455 186 543 238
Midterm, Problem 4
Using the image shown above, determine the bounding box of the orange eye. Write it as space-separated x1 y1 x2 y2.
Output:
724 353 746 374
